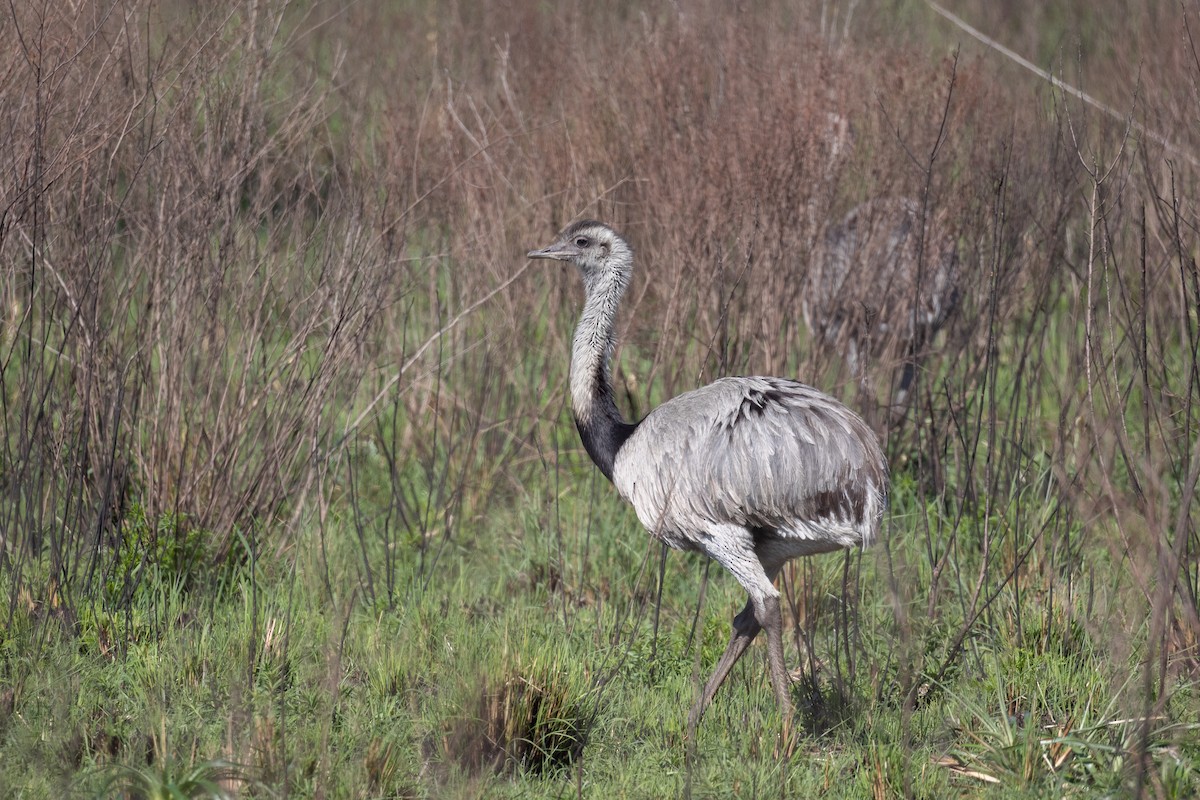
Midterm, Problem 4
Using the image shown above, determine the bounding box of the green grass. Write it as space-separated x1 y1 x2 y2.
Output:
3 458 1197 798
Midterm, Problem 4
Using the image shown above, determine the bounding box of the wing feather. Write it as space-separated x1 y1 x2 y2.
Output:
613 376 887 545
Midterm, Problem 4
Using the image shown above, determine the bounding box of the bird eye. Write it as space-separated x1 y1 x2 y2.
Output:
574 237 590 248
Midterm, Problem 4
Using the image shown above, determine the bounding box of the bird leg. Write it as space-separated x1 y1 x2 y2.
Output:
757 592 794 714
689 531 796 740
753 590 797 754
686 589 796 740
687 599 760 738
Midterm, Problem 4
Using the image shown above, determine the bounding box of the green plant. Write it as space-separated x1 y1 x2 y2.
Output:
96 758 240 800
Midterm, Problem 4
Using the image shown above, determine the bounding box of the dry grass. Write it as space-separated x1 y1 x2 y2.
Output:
1 0 1198 795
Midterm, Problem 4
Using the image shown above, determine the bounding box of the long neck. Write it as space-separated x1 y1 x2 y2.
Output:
570 269 635 481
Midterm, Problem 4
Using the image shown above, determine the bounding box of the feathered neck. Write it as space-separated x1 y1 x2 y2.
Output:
570 263 635 480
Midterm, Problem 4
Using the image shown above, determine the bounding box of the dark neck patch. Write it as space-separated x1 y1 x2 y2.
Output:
574 409 636 482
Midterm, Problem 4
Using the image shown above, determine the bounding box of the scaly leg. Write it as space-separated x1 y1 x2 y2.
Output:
686 599 759 738
757 592 793 714
756 590 796 751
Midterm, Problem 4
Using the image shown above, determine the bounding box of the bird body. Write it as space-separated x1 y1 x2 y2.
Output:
805 197 960 405
613 376 883 556
528 220 887 736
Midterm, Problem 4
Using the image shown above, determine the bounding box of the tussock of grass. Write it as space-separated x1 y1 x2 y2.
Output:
448 658 594 777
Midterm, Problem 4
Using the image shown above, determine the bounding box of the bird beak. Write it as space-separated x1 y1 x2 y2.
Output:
526 242 576 261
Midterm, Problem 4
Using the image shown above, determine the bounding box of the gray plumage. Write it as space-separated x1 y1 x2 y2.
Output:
615 377 882 554
804 197 960 406
528 220 888 735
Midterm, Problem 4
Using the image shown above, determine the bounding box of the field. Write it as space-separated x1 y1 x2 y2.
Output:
2 1 1199 797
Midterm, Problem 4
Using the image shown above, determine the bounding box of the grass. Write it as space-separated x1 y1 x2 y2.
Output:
3 475 1191 797
3 0 1199 797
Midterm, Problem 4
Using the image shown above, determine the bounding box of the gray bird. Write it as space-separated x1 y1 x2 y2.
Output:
804 197 960 409
527 220 888 735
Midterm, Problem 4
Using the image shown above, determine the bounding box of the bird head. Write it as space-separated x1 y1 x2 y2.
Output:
527 220 632 290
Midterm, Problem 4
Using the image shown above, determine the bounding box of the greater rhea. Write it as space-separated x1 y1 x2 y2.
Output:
528 220 888 735
804 197 960 409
